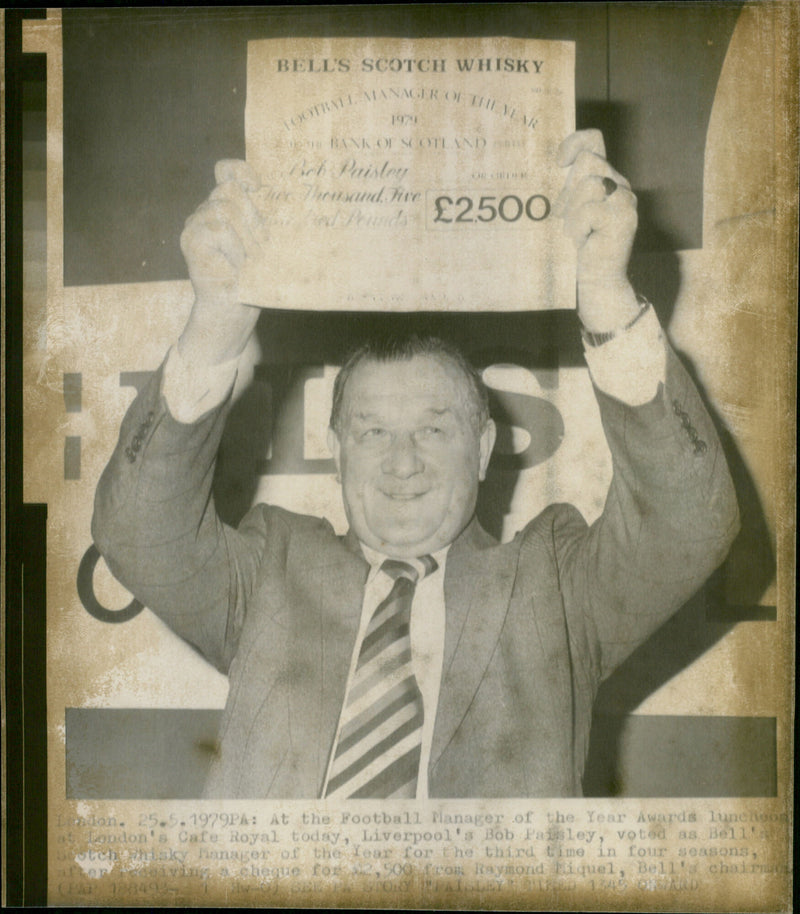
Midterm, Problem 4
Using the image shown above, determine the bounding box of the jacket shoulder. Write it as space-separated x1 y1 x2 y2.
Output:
517 502 589 550
239 502 339 549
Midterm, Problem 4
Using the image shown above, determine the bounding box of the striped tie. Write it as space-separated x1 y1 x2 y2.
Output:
324 555 438 799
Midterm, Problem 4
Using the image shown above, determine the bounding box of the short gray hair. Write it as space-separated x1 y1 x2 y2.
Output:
329 335 489 435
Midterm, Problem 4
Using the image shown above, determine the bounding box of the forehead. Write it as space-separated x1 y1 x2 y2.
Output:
340 354 474 418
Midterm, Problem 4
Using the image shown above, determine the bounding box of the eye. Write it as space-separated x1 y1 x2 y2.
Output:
360 427 388 441
418 425 444 438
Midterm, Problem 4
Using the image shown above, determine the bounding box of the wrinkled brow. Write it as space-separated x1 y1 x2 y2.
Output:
351 407 455 423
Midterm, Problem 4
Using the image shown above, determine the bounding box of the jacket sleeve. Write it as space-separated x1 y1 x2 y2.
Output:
91 361 267 673
551 345 740 681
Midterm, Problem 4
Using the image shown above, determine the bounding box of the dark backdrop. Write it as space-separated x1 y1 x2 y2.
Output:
63 3 742 286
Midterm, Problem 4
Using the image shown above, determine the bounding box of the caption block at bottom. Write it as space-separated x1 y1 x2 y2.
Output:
51 802 790 907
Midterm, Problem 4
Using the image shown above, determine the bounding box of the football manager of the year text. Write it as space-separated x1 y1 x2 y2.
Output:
93 130 739 798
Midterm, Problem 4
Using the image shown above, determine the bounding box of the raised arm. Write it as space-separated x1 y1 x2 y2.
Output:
175 159 264 369
92 161 271 672
551 130 740 679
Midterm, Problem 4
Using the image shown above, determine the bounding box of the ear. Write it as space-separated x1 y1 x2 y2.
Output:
478 418 496 481
327 427 342 481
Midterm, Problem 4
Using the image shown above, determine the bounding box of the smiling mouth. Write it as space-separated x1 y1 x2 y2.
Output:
382 491 427 501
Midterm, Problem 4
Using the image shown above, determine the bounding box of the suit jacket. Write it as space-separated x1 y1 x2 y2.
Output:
93 346 739 797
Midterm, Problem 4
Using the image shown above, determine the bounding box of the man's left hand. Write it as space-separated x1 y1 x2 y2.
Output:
556 129 640 333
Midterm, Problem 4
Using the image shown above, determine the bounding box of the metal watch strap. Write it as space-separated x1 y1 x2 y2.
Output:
581 294 652 347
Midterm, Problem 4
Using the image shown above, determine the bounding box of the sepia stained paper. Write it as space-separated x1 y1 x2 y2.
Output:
240 36 576 312
9 3 797 911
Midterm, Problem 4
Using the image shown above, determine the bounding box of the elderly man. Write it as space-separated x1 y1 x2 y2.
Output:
93 130 739 798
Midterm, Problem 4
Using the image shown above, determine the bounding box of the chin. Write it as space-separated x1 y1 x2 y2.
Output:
375 528 437 554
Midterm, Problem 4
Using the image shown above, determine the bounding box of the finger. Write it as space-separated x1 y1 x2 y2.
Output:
182 204 248 268
209 179 260 220
203 191 264 259
557 128 606 168
182 204 247 260
554 153 631 216
181 222 247 278
568 149 630 190
563 188 637 247
553 173 608 218
210 179 271 241
564 181 637 240
214 159 260 190
563 200 604 247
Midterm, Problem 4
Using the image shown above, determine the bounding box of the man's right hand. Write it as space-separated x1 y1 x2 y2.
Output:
177 160 267 367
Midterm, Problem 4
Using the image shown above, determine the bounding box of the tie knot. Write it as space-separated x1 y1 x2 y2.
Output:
381 555 438 584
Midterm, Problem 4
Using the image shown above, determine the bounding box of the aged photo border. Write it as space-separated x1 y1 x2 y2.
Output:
3 3 797 910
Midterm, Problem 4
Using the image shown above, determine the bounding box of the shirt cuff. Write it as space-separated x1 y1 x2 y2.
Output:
161 344 239 423
582 304 667 406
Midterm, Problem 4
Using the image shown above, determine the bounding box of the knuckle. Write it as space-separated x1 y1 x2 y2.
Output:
210 183 242 206
587 175 609 199
586 128 606 156
181 213 203 242
207 198 235 224
616 189 638 215
214 159 257 193
616 204 638 231
576 149 604 171
214 158 237 183
189 201 212 224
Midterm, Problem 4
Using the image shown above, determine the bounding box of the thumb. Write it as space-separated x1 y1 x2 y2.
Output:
557 129 607 167
214 159 260 190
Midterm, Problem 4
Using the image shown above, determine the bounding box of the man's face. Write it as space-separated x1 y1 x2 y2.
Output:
328 354 496 558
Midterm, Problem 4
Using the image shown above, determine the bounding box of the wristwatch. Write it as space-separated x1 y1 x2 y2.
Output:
580 294 652 347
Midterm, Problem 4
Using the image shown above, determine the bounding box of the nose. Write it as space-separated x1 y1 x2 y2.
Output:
382 432 424 478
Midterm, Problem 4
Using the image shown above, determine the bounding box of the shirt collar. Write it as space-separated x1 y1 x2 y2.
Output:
359 541 449 577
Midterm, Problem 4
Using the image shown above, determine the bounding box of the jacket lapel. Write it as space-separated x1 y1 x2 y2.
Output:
295 530 368 793
430 517 519 771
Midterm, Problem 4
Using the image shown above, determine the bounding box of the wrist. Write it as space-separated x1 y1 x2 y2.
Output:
577 279 640 334
581 293 651 347
178 298 258 367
